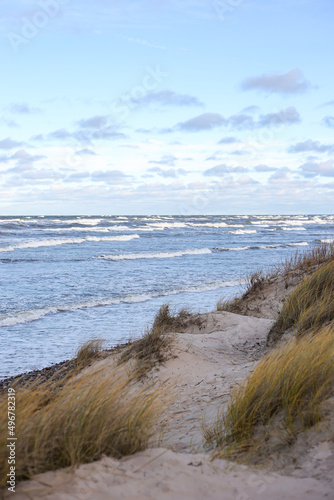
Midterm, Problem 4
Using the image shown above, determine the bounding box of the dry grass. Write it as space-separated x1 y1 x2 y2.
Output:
75 338 105 369
217 296 243 313
217 270 272 313
207 253 334 460
269 260 334 343
119 324 175 378
119 304 201 377
217 242 334 316
204 324 334 458
279 241 334 276
150 303 202 333
0 364 166 488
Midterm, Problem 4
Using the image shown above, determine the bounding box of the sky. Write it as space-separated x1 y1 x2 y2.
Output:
0 0 334 215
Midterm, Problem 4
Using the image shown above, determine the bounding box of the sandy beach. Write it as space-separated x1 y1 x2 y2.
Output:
4 253 334 500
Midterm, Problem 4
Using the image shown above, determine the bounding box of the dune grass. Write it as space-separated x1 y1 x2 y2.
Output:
217 270 272 313
280 241 334 275
208 252 334 459
150 303 201 332
269 260 334 341
75 338 105 369
0 364 165 488
217 242 334 315
204 324 334 458
119 304 201 377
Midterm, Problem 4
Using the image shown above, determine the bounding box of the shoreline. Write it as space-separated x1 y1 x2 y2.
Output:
0 343 131 392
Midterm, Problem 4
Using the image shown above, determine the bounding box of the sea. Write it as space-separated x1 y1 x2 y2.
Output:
1 214 333 378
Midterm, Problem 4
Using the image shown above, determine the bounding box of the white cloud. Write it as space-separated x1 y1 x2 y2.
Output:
299 160 334 177
268 167 291 183
127 90 203 107
203 163 248 176
217 136 238 145
177 113 226 131
322 116 334 128
148 167 177 178
241 69 311 94
288 139 334 154
0 137 23 149
258 107 301 127
7 102 42 114
254 164 278 172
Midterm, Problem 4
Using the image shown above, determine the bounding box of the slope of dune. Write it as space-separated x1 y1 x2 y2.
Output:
8 306 334 499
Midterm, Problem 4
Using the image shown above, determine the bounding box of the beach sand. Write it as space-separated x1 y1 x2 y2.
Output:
7 293 334 500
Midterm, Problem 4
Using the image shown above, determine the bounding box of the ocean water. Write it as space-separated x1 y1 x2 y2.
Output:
1 214 333 378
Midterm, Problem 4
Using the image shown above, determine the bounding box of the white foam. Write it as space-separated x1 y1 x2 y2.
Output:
0 235 140 252
251 219 308 227
100 248 212 261
44 218 103 226
216 242 309 252
319 238 334 243
310 217 327 225
188 222 240 228
250 216 330 227
145 222 189 230
0 296 150 327
217 246 253 251
187 222 227 228
42 227 110 233
227 229 257 235
281 227 306 231
250 221 271 226
74 218 102 226
103 225 159 232
42 226 155 233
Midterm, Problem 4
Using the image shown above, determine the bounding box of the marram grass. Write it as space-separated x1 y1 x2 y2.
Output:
204 324 334 457
271 259 334 339
120 304 201 377
217 242 334 316
75 338 105 369
0 364 166 487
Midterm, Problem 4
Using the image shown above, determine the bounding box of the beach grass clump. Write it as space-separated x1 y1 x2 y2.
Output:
217 270 271 313
119 304 201 377
204 324 334 457
217 296 243 313
280 241 334 276
217 242 334 317
119 305 178 377
75 338 105 369
269 260 334 343
151 304 200 333
0 365 164 488
119 324 174 378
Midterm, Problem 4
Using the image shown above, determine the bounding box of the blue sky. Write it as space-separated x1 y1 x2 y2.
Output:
0 0 334 215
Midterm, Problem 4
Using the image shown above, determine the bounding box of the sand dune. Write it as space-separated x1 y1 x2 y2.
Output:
9 308 334 499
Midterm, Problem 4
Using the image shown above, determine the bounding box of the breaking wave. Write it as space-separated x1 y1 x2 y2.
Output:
0 279 241 328
100 248 212 261
0 235 140 252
